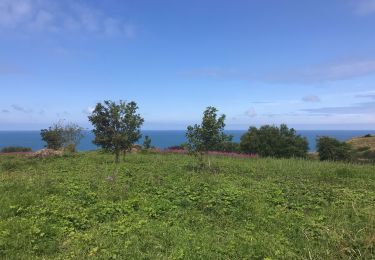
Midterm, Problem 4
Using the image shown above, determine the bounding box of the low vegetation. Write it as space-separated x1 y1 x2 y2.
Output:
0 152 374 259
0 146 32 153
1 101 373 258
317 136 354 162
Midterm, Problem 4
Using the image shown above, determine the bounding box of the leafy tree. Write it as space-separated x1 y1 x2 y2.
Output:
316 136 353 161
88 100 144 163
186 106 230 167
41 125 64 150
41 121 84 151
240 124 308 158
143 135 152 149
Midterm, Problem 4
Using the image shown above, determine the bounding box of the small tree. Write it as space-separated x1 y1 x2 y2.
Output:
41 126 63 150
240 124 308 158
88 100 144 163
186 106 230 167
41 121 84 151
143 135 152 149
316 136 353 161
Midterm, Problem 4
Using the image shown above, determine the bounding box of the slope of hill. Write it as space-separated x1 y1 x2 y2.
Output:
347 135 375 150
347 135 375 161
0 152 374 259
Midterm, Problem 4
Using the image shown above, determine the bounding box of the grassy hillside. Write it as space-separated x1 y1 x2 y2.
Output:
347 135 375 150
0 152 374 259
347 135 375 162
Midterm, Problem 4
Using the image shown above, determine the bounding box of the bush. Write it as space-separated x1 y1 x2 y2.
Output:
215 142 241 153
316 136 353 162
41 127 64 150
362 150 375 160
167 145 185 150
41 121 84 151
240 124 308 158
0 146 32 153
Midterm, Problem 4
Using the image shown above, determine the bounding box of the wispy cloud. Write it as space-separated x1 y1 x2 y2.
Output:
263 112 331 118
11 104 32 113
269 59 375 83
302 95 320 103
182 68 253 81
183 59 375 84
356 93 375 99
57 111 70 118
1 109 10 113
0 0 135 37
354 0 375 16
244 108 257 117
251 101 274 104
0 0 32 28
301 101 375 115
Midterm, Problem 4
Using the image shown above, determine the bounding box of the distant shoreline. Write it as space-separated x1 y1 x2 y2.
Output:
1 130 375 152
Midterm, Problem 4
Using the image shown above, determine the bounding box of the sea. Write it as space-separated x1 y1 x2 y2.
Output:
0 130 374 152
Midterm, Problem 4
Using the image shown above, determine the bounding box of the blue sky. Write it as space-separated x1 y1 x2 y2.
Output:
0 0 375 130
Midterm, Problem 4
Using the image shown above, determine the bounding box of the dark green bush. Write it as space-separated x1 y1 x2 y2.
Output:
215 142 241 153
240 124 308 158
41 121 84 150
360 149 375 161
41 127 64 150
0 146 32 153
356 146 370 152
316 136 353 162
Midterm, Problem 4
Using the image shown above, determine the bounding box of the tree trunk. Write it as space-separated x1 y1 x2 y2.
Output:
115 150 120 164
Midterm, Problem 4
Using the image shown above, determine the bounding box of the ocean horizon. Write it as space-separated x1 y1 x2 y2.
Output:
1 130 374 152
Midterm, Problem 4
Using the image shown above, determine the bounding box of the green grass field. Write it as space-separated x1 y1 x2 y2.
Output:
1 152 374 259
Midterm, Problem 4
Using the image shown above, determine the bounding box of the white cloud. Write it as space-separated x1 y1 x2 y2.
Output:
82 106 95 115
0 0 135 37
354 0 375 15
184 59 375 84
